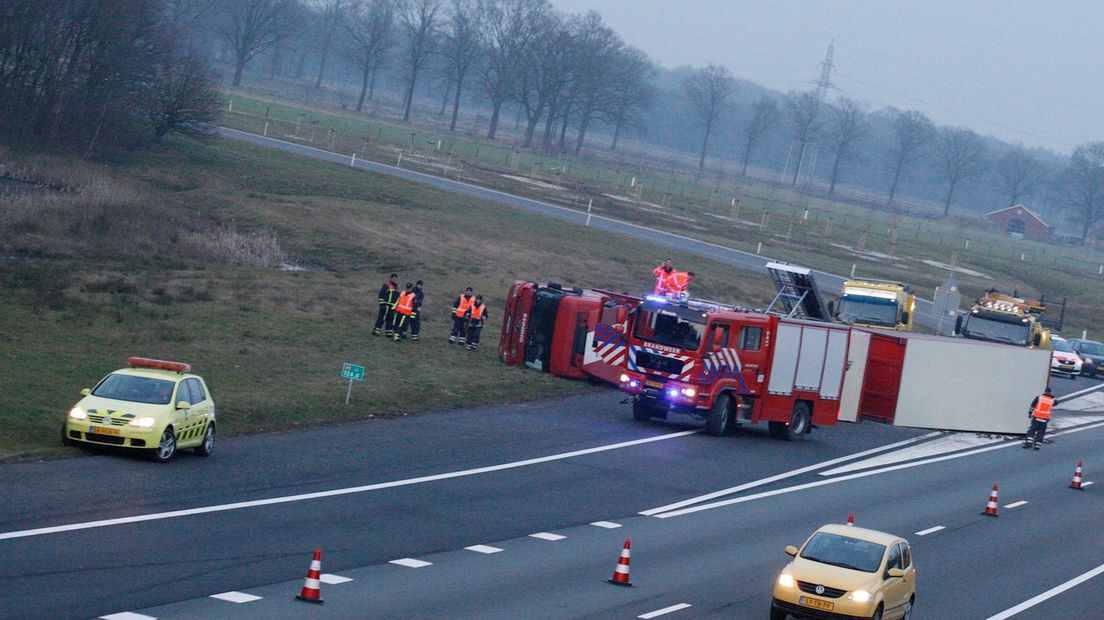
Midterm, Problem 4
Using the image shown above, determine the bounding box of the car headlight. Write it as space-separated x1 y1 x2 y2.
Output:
129 416 156 428
777 573 795 588
681 387 697 398
69 407 87 420
848 590 873 603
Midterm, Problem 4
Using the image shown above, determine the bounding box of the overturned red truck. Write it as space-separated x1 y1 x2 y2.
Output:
500 263 1051 440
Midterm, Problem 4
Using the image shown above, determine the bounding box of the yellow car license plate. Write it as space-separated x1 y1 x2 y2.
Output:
799 596 834 611
90 426 120 436
645 380 664 388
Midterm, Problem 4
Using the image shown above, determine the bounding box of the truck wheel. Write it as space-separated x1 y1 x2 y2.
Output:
773 402 811 442
632 399 655 422
706 394 732 436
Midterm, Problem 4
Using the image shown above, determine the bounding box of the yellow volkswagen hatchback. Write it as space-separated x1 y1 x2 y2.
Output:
63 357 216 463
771 523 915 620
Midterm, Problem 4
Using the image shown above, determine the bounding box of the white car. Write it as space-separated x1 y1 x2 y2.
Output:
1050 336 1082 380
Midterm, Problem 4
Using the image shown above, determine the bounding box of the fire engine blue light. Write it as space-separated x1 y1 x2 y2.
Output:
667 388 679 399
629 380 639 388
645 295 668 304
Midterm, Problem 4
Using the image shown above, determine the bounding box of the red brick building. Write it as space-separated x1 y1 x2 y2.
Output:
985 204 1053 242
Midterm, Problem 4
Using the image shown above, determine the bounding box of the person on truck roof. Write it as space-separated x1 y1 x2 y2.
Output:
653 259 674 295
666 271 695 298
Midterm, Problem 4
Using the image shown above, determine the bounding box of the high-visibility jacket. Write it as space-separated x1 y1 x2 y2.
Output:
454 294 475 317
394 291 416 316
1031 394 1054 420
469 303 486 325
653 265 671 295
666 271 692 294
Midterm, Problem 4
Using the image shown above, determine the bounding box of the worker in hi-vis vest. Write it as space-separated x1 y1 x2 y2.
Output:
652 258 673 295
450 287 475 344
465 296 488 351
1023 386 1054 450
372 273 399 336
665 270 695 299
390 283 417 341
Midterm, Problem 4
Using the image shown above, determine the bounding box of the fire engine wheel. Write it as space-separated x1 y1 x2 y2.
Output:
706 394 733 436
771 402 811 441
632 399 656 422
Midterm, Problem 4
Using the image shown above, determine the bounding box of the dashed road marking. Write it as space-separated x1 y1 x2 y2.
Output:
591 521 622 529
915 526 945 536
1004 501 1029 509
1081 481 1094 487
210 591 261 603
390 558 432 568
465 545 503 554
530 532 566 541
639 603 692 618
100 614 156 620
319 574 353 584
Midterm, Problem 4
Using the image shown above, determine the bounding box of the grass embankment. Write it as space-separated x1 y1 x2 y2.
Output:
0 137 774 461
220 92 1104 334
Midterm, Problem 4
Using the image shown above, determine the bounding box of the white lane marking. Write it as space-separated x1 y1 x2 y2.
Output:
390 558 432 568
819 433 999 476
1004 501 1029 509
210 591 261 603
530 532 566 541
319 574 353 584
641 432 940 515
100 614 156 620
1056 384 1104 404
639 603 692 618
986 562 1104 619
0 430 697 541
915 526 945 536
1081 481 1094 487
465 545 503 554
653 421 1104 518
591 521 622 529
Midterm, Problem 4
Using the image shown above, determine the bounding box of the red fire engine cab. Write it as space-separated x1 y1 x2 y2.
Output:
617 294 851 439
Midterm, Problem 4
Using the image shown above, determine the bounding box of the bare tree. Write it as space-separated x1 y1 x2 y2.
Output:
148 50 222 141
344 0 396 113
1056 142 1104 243
397 0 442 122
823 97 867 193
512 11 570 148
885 109 934 208
740 96 779 177
683 64 735 170
566 12 622 153
310 0 353 88
784 90 823 185
601 46 654 152
996 145 1047 208
934 127 987 217
217 0 300 87
438 0 480 131
475 0 549 139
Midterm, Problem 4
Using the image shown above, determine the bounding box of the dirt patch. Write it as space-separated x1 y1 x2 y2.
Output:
920 259 992 279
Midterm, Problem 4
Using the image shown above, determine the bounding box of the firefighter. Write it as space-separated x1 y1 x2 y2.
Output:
372 273 399 336
465 295 488 351
652 258 673 295
390 282 417 341
450 287 475 344
1023 386 1054 450
409 280 425 341
666 270 695 299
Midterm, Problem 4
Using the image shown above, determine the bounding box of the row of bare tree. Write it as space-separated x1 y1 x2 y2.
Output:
0 0 223 154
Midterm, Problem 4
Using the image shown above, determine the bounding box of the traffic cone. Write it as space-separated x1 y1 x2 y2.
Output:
1070 461 1084 490
607 537 633 587
982 484 999 517
846 512 855 526
295 547 325 604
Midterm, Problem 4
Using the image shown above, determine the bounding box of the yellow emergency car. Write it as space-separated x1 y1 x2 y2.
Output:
63 357 216 462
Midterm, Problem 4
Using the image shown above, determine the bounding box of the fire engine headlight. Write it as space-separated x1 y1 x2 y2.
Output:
620 373 630 383
69 407 87 420
848 590 873 603
129 416 156 428
681 387 697 398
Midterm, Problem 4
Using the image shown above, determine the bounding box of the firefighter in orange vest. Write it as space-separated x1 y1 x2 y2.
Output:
1023 386 1054 450
665 270 695 299
372 273 399 336
652 259 673 295
390 282 417 341
450 287 475 344
465 295 488 351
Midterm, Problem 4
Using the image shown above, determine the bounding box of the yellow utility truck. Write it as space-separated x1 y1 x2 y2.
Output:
829 279 916 331
955 290 1051 348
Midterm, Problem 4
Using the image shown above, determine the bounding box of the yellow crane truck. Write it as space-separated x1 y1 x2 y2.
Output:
829 279 916 331
955 290 1051 348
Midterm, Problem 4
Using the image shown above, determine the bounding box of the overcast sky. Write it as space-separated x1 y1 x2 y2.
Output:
550 0 1102 154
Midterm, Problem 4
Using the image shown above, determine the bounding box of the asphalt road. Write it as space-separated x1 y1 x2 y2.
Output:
214 127 949 330
3 376 1103 619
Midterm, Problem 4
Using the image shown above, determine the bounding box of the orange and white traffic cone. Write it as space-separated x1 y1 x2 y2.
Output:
846 512 855 526
982 483 999 517
608 537 633 587
1070 461 1084 490
295 547 325 604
